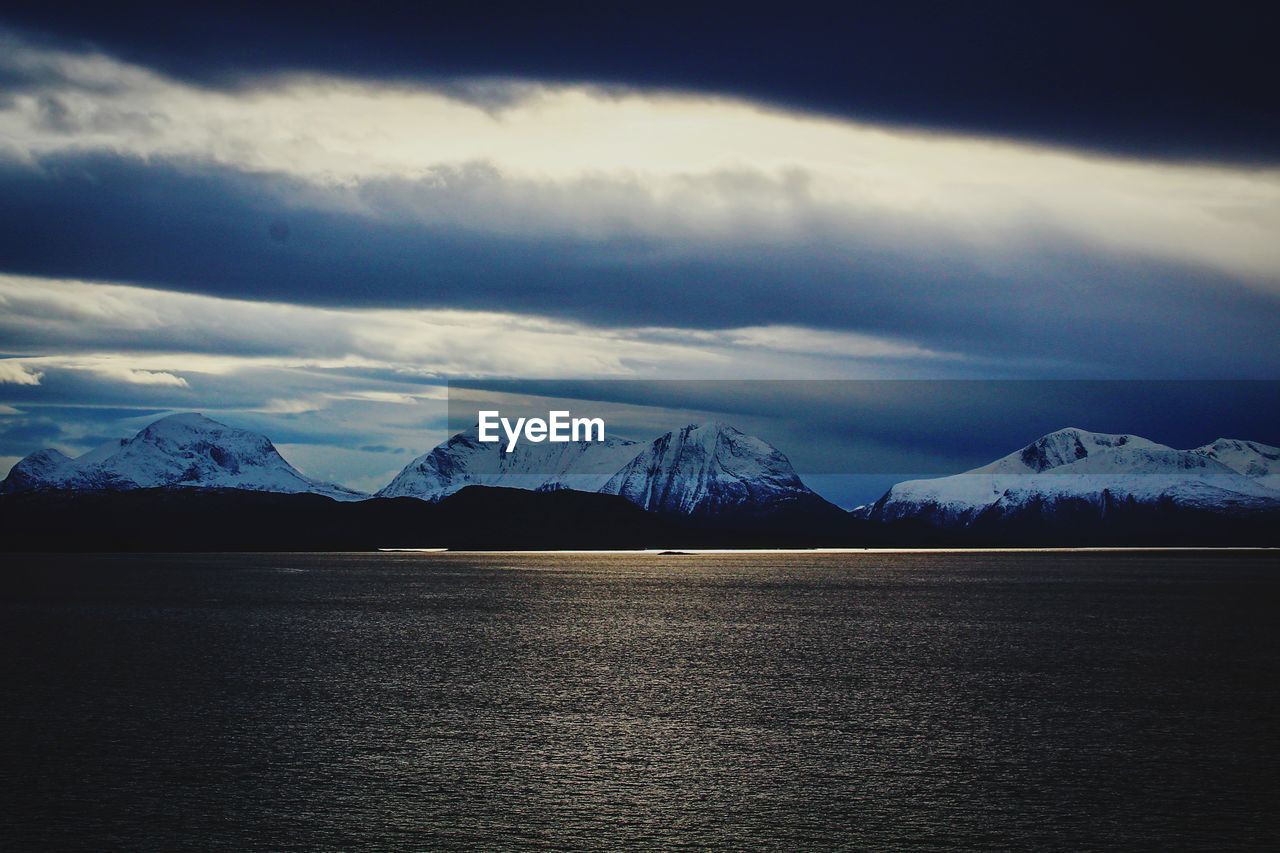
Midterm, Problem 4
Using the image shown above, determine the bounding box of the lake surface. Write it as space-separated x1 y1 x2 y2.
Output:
2 551 1278 850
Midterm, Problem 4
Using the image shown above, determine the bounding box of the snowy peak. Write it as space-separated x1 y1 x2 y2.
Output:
19 448 72 472
145 412 219 429
864 427 1279 526
1193 439 1280 490
101 413 287 488
0 413 365 500
136 412 247 441
975 428 1167 475
599 422 825 516
378 420 833 517
128 413 276 462
2 449 74 493
377 424 642 501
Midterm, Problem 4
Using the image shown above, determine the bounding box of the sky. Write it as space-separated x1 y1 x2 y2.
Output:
1 4 1277 501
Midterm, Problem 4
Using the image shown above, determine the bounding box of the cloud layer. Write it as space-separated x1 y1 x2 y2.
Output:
3 33 1278 279
1 31 1278 381
2 3 1274 160
1 27 1277 495
0 275 982 488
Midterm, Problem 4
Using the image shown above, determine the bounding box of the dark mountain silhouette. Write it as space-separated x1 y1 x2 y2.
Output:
1 484 1275 551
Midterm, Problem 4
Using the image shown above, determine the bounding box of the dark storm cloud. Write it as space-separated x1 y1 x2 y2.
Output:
1 153 1278 377
1 1 1274 162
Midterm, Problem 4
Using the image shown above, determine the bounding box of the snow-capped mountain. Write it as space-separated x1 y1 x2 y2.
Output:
379 421 837 517
861 427 1280 527
377 426 643 501
0 413 365 500
599 422 831 516
970 429 1165 475
1193 439 1280 491
1 449 78 493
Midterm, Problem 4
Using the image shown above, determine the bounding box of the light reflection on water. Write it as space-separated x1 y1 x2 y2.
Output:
2 551 1278 849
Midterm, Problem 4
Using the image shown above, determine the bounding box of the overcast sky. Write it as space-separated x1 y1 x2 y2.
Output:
1 4 1276 498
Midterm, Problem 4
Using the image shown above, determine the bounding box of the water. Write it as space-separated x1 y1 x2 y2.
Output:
2 551 1278 850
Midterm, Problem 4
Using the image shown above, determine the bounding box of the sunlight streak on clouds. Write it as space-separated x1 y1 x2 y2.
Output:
0 275 968 388
1 31 1278 284
0 360 43 385
3 354 188 387
99 367 189 387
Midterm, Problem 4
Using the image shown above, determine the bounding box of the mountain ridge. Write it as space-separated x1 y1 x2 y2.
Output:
1 413 365 501
860 427 1279 529
377 425 643 501
380 419 845 519
4 416 1277 543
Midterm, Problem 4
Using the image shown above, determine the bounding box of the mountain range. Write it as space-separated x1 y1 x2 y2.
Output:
1 413 364 500
858 428 1280 529
377 425 644 501
3 413 1277 547
379 420 842 521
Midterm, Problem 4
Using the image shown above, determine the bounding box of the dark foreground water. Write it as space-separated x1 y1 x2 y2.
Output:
1 551 1278 850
